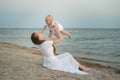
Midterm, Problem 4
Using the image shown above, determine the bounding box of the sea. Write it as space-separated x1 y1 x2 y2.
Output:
0 28 120 69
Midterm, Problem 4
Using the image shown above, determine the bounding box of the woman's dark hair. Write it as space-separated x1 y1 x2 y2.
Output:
31 32 45 45
53 45 56 55
31 32 57 55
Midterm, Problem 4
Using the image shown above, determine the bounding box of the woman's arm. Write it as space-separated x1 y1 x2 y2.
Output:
41 26 47 33
46 30 53 40
53 24 63 45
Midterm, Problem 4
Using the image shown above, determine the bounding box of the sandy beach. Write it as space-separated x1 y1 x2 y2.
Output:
0 42 120 80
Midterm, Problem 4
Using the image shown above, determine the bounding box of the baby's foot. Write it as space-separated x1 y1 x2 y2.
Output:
67 33 72 38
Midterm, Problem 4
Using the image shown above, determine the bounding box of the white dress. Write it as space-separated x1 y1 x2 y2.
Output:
39 41 88 75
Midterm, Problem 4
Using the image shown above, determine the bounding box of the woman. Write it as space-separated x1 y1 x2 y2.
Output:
31 27 90 75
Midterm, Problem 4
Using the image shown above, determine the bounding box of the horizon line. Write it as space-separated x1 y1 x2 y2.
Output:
0 27 120 29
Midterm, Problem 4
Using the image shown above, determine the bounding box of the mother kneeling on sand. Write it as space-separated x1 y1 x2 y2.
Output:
31 27 90 75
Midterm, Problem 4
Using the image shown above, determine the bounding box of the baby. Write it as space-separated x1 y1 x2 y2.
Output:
41 15 72 38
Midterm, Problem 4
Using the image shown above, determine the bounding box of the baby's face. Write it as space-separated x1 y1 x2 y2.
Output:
45 17 53 25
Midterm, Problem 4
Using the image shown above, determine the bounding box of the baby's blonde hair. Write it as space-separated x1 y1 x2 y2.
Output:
46 14 53 19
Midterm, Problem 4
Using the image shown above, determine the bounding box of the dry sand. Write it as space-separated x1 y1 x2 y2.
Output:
0 42 120 80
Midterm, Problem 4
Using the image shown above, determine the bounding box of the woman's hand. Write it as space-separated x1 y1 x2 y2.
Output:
46 23 58 41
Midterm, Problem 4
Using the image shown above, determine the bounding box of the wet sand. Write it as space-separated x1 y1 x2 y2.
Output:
0 42 120 80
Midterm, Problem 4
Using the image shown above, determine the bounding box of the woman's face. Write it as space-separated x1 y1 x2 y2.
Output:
36 32 43 40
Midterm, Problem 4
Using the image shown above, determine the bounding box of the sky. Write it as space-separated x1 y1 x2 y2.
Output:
0 0 120 28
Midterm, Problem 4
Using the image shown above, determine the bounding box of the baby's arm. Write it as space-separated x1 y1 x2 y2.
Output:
50 23 58 31
41 26 47 33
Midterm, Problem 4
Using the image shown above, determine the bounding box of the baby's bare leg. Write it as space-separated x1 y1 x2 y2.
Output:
60 29 72 38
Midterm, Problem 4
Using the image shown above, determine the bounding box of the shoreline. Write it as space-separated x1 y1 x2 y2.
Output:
1 41 119 69
0 42 120 80
31 47 120 70
30 46 120 70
